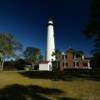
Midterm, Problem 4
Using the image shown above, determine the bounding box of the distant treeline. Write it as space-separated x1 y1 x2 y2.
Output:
4 59 31 70
3 58 100 71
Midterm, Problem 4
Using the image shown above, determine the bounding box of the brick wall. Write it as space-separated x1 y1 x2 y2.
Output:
59 51 89 71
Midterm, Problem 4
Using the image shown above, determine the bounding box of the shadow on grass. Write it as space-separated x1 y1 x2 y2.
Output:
0 84 63 100
59 97 80 100
19 69 100 81
60 69 100 81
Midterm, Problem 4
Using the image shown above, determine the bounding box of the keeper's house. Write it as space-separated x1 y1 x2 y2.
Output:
59 48 91 71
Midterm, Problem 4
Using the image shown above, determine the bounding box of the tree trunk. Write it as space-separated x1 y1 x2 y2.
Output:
0 60 4 71
56 58 59 70
0 61 1 71
57 61 59 69
31 62 34 70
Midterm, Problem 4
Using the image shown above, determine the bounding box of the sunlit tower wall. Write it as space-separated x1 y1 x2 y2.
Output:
46 18 55 62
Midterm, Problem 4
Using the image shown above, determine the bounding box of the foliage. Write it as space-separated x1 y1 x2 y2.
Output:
52 49 61 71
83 0 100 50
14 59 27 70
24 47 42 65
83 0 100 68
91 51 100 68
0 32 22 71
52 49 61 60
83 0 100 39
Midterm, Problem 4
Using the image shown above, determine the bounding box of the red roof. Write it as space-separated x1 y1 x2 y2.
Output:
39 61 49 64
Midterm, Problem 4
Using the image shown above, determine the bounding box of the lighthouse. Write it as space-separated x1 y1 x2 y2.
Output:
39 18 55 71
46 18 55 62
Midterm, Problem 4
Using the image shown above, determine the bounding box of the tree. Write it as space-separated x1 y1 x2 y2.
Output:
83 0 100 51
24 47 42 68
52 49 61 71
0 32 22 71
91 50 100 68
15 58 27 70
83 0 100 68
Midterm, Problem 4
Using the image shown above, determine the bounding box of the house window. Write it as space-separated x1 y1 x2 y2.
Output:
73 62 75 67
73 55 74 58
62 55 64 60
83 63 88 66
63 62 64 67
65 55 67 59
66 62 68 67
76 62 79 66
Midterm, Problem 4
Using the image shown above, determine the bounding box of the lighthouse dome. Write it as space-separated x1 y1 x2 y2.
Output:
48 18 53 24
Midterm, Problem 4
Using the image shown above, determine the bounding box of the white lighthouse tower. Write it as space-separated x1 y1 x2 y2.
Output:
46 18 55 63
39 18 55 71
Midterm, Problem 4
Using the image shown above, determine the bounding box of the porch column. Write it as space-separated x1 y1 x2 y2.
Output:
87 61 91 69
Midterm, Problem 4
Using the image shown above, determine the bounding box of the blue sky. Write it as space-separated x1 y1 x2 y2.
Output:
0 0 93 57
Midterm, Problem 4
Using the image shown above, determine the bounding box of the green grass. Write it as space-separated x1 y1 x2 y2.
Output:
0 70 100 100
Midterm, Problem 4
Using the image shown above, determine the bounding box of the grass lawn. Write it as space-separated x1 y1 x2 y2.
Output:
0 70 100 100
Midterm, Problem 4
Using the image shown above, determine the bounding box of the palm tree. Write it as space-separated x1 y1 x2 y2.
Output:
52 49 61 71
